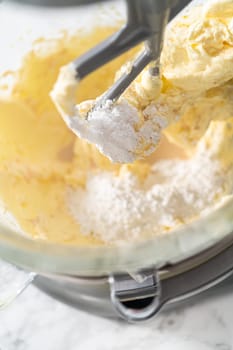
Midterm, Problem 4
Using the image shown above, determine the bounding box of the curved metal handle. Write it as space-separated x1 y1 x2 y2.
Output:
109 233 233 322
109 269 163 322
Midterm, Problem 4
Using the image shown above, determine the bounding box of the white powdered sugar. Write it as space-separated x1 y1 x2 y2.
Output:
69 99 166 163
67 154 233 244
51 64 168 163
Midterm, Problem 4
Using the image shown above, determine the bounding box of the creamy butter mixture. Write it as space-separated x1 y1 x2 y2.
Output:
0 0 232 245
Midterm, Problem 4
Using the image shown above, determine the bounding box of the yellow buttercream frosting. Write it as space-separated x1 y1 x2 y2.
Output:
0 0 232 245
161 0 233 156
0 27 148 244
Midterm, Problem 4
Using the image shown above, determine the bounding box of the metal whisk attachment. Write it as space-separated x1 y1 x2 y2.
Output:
72 0 191 108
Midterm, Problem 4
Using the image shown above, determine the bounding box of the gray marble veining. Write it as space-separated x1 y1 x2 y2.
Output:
0 282 233 350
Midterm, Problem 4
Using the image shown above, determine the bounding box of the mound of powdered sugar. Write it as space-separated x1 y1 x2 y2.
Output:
51 64 168 164
68 99 167 163
67 154 233 244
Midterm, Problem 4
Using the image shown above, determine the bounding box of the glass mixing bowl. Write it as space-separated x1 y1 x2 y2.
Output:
0 0 232 281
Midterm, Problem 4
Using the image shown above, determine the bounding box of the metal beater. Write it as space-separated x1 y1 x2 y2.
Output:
11 0 192 105
73 0 192 106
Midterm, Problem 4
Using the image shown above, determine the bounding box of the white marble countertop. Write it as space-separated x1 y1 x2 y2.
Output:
0 279 233 350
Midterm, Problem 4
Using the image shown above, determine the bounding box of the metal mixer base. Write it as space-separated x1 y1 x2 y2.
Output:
34 232 233 322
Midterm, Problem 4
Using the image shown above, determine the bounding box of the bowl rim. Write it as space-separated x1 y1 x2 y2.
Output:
0 198 232 276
